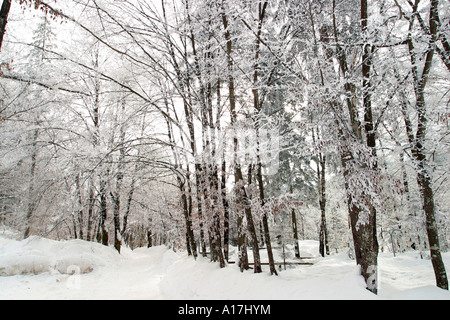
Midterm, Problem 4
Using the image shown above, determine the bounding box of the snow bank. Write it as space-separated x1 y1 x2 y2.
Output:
0 236 121 276
388 286 450 300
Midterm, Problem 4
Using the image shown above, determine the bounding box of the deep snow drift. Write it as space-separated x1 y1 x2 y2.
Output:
0 234 449 300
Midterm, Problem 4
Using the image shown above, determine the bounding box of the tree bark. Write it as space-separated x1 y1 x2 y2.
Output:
340 142 379 294
24 128 39 239
99 177 108 246
0 0 11 52
112 191 121 253
75 173 84 240
291 208 301 259
318 154 329 257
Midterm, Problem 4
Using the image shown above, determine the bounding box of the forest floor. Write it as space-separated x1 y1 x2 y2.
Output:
1 231 450 300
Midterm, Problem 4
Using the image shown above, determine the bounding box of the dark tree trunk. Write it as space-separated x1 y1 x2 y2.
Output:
122 179 134 237
221 158 230 262
0 0 11 52
403 0 448 291
99 178 108 246
317 155 329 257
112 193 121 253
75 173 84 240
147 230 153 248
417 159 448 290
312 128 329 258
291 208 301 259
256 162 277 276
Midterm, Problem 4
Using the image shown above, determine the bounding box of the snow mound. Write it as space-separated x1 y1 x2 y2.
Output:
389 285 450 300
0 236 121 276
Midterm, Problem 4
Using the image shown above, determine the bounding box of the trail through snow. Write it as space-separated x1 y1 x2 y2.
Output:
0 235 449 300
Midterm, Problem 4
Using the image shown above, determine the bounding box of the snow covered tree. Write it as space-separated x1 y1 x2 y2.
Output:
0 0 448 295
392 0 448 290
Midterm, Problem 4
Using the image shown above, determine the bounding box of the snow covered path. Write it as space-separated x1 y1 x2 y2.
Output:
1 236 450 300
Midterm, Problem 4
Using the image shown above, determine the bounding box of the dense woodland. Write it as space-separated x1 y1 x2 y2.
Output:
0 0 449 294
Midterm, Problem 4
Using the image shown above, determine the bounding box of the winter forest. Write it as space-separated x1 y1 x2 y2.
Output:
0 0 449 298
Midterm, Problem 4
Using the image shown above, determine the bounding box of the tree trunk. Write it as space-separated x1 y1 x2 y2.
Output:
206 72 225 268
75 173 84 240
317 154 329 257
221 3 261 273
217 81 231 263
122 178 134 237
341 145 379 294
209 162 225 268
162 89 197 258
403 0 448 291
99 178 108 246
86 181 95 242
24 128 39 239
195 164 208 257
360 0 379 294
112 192 121 253
147 230 153 248
252 1 277 276
221 154 230 262
417 157 448 289
256 161 277 275
0 0 11 52
312 128 329 258
318 0 380 293
291 207 301 259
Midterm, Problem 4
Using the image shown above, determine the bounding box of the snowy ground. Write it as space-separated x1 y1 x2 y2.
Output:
1 233 449 300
